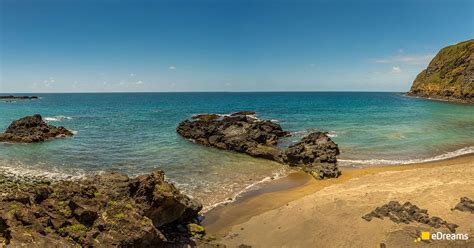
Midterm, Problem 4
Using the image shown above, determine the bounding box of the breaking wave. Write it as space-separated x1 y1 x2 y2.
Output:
339 146 474 166
44 116 73 122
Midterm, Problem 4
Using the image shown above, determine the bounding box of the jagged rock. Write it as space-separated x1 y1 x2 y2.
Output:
177 112 341 179
177 112 289 155
0 114 73 143
407 39 473 103
0 170 207 247
452 197 474 213
284 132 341 179
362 201 458 233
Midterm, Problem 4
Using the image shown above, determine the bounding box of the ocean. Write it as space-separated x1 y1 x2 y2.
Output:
1 92 473 210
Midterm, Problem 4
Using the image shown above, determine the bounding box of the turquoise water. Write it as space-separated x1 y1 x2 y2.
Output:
1 92 473 209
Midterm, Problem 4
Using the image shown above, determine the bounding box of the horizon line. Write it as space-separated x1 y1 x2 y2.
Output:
0 90 406 94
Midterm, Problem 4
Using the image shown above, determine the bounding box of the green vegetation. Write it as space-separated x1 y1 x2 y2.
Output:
114 213 125 219
409 39 473 103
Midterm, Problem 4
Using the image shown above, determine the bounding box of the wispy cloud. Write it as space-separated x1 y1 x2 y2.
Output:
372 54 434 65
168 65 176 70
43 77 55 87
391 66 402 74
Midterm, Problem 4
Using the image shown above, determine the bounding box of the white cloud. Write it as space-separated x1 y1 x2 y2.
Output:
168 65 176 70
391 66 402 74
135 80 144 85
130 73 135 77
372 54 434 65
43 77 55 87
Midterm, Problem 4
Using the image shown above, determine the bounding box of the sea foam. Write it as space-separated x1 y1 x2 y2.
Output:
339 146 474 166
44 116 73 122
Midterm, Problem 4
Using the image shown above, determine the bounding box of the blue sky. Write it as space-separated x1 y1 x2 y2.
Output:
1 0 473 93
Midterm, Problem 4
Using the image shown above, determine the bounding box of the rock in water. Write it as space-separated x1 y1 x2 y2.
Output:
0 114 73 143
0 95 38 100
0 170 205 247
177 112 341 179
177 112 290 162
285 132 341 179
407 39 473 103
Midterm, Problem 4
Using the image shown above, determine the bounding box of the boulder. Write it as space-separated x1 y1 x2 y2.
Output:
0 114 73 143
284 132 341 179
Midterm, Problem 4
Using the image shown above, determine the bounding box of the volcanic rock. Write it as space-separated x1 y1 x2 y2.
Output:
0 95 38 100
0 170 209 247
362 201 458 233
452 197 474 213
284 132 341 179
0 114 73 143
177 112 341 179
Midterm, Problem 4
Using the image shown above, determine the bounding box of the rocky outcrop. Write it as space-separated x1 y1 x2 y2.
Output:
284 132 340 179
0 114 73 143
0 96 38 100
362 201 458 233
177 112 341 179
407 39 474 103
452 197 474 213
0 170 210 247
177 113 289 162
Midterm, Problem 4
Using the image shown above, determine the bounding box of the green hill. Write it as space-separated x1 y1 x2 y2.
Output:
407 39 473 103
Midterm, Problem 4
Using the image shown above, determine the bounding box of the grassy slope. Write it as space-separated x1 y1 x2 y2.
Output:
408 39 473 103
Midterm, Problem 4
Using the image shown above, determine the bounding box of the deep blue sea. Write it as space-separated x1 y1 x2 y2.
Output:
1 92 473 210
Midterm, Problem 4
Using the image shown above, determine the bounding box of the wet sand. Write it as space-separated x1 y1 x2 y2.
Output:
203 154 474 247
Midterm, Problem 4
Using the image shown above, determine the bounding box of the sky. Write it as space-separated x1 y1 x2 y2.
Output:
0 0 473 93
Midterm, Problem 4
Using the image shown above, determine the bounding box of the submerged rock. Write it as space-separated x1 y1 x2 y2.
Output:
452 197 474 213
362 201 458 233
0 170 209 247
0 114 73 143
177 112 341 179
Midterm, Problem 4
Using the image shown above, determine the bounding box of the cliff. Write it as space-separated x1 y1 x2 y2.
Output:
407 39 474 103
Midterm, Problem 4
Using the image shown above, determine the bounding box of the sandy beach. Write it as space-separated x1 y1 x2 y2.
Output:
204 154 474 248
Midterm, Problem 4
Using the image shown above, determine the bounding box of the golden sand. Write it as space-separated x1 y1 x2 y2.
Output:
204 154 474 248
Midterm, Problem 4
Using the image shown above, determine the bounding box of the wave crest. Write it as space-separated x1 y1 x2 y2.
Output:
44 116 73 122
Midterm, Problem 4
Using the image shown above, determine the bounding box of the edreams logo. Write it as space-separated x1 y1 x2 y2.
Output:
414 231 469 243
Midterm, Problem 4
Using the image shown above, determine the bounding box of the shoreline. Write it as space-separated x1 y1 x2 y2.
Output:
404 93 474 104
202 146 474 214
203 153 474 242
